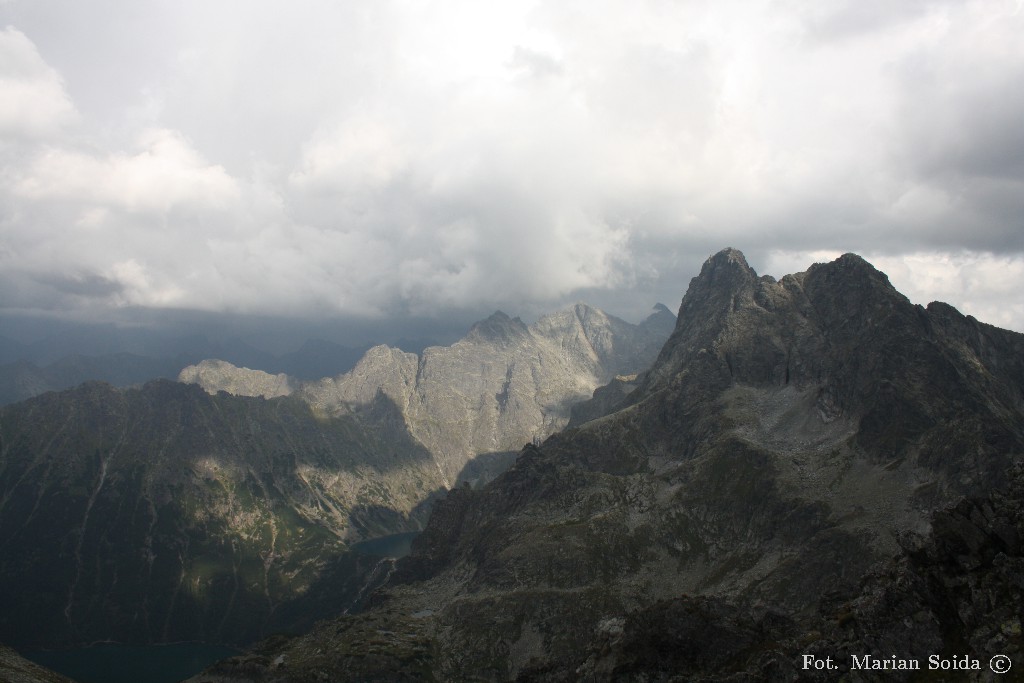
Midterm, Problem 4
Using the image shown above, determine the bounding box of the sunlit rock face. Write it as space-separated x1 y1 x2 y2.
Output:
183 302 676 485
190 249 1024 682
178 359 294 399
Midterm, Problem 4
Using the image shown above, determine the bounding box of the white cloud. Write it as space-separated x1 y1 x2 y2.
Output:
15 128 239 212
871 252 1024 333
289 117 409 194
0 26 76 136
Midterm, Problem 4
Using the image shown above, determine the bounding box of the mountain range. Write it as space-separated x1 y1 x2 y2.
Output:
184 248 1024 681
0 338 374 407
0 302 674 651
181 303 676 486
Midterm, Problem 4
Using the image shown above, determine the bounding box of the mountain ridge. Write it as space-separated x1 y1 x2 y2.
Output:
182 302 677 484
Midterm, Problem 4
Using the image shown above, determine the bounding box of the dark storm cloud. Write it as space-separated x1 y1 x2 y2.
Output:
34 271 124 299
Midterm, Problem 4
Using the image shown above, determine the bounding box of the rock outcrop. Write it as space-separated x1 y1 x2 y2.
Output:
179 359 294 399
0 644 75 683
188 249 1024 681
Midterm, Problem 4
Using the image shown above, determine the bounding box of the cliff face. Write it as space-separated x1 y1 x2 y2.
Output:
190 249 1024 681
184 303 676 485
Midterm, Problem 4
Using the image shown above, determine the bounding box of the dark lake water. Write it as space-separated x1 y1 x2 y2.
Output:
349 530 420 558
23 642 241 683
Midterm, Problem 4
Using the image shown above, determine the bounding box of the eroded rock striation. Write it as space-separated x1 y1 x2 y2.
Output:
189 248 1024 681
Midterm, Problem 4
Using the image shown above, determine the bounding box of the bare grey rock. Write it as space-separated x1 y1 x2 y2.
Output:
179 359 294 399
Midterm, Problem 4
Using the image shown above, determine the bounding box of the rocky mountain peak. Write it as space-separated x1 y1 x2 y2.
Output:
708 245 750 267
465 310 530 345
570 301 602 321
650 302 673 316
803 251 909 313
675 247 759 323
701 246 755 282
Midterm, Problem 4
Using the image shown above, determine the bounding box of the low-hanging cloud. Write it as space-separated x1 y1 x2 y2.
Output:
1 0 1023 331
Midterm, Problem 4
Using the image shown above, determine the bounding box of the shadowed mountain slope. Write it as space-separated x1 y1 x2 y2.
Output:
0 381 443 649
188 248 1024 681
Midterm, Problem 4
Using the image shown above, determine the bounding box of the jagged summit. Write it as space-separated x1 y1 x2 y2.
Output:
465 310 530 345
698 247 756 284
675 247 759 322
707 245 751 267
651 302 673 315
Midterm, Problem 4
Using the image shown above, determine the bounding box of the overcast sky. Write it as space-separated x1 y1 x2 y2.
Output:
2 0 1023 337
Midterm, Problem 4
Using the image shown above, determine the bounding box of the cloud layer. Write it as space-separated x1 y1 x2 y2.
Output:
2 0 1023 329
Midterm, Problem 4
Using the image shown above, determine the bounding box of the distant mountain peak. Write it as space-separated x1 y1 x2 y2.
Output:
465 310 530 345
570 301 601 317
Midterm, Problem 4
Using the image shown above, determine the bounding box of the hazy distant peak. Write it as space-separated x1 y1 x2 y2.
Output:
178 359 293 399
570 301 602 318
645 303 676 326
465 310 530 345
651 302 673 315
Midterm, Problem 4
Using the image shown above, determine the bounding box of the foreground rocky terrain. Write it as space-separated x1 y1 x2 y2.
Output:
0 303 672 651
0 645 74 683
187 249 1024 681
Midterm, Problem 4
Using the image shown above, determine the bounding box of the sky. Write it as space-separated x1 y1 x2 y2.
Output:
2 0 1024 345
